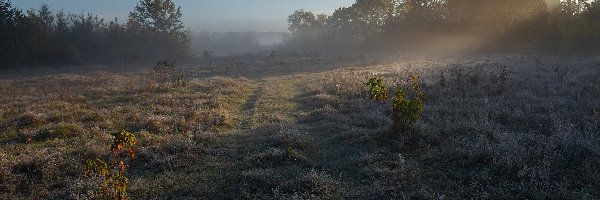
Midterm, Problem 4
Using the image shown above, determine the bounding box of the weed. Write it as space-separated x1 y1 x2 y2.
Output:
499 65 509 91
365 76 388 101
554 65 568 88
466 65 484 86
439 71 446 87
487 65 511 94
410 74 424 107
84 130 136 200
448 64 464 86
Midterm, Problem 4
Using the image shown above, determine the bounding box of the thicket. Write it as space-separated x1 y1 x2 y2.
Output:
0 0 190 67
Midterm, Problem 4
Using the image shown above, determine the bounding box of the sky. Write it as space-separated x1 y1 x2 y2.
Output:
12 0 355 32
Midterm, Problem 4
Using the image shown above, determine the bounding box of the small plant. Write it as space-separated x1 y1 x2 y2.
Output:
153 60 186 86
553 65 568 88
499 65 509 90
365 76 388 101
534 56 544 67
449 64 464 86
392 75 424 131
84 130 136 200
487 65 510 94
439 71 446 87
410 74 424 108
466 65 484 86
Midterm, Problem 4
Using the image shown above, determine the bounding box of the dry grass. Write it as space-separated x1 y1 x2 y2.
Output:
290 55 600 199
0 69 253 199
1 55 599 199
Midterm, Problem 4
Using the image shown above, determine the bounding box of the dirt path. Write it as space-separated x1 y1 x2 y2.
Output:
239 82 265 129
165 68 393 198
174 75 310 198
199 72 382 198
237 76 303 129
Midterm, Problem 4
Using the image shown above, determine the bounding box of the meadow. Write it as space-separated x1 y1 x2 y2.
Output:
1 54 599 199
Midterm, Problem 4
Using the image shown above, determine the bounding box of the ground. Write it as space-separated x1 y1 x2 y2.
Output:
1 54 599 199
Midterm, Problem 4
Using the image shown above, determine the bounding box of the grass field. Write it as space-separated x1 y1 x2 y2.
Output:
1 55 599 199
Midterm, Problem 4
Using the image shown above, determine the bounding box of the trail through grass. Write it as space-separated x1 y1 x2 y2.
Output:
3 55 599 199
161 72 374 198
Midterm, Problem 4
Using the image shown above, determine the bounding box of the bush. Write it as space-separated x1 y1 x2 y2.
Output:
84 130 136 200
365 76 387 101
392 75 424 131
153 60 186 86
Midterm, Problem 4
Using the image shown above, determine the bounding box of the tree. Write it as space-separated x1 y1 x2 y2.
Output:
0 0 21 65
68 13 107 63
328 6 360 43
128 0 190 58
20 4 56 64
286 10 330 51
393 0 446 27
584 1 600 53
128 0 185 33
328 0 396 44
288 10 318 34
352 0 396 34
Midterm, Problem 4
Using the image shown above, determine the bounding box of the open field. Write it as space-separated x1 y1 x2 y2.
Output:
1 55 599 199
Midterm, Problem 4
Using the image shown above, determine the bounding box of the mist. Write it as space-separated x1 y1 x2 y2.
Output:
5 0 599 66
1 0 600 199
282 0 600 55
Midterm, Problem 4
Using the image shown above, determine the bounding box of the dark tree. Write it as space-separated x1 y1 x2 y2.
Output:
128 0 190 58
285 10 331 51
0 0 21 65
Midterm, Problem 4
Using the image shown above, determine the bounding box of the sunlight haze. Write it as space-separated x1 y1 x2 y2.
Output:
2 0 600 198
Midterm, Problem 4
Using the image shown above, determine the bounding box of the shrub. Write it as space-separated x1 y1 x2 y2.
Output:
392 75 424 131
84 130 136 200
153 60 186 86
365 76 388 101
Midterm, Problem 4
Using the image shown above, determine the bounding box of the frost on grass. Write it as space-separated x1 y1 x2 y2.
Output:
1 55 599 199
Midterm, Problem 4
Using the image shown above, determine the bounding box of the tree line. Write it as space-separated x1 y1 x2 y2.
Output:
0 0 189 67
286 0 600 54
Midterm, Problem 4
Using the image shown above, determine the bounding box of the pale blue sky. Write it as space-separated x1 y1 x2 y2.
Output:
12 0 355 32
